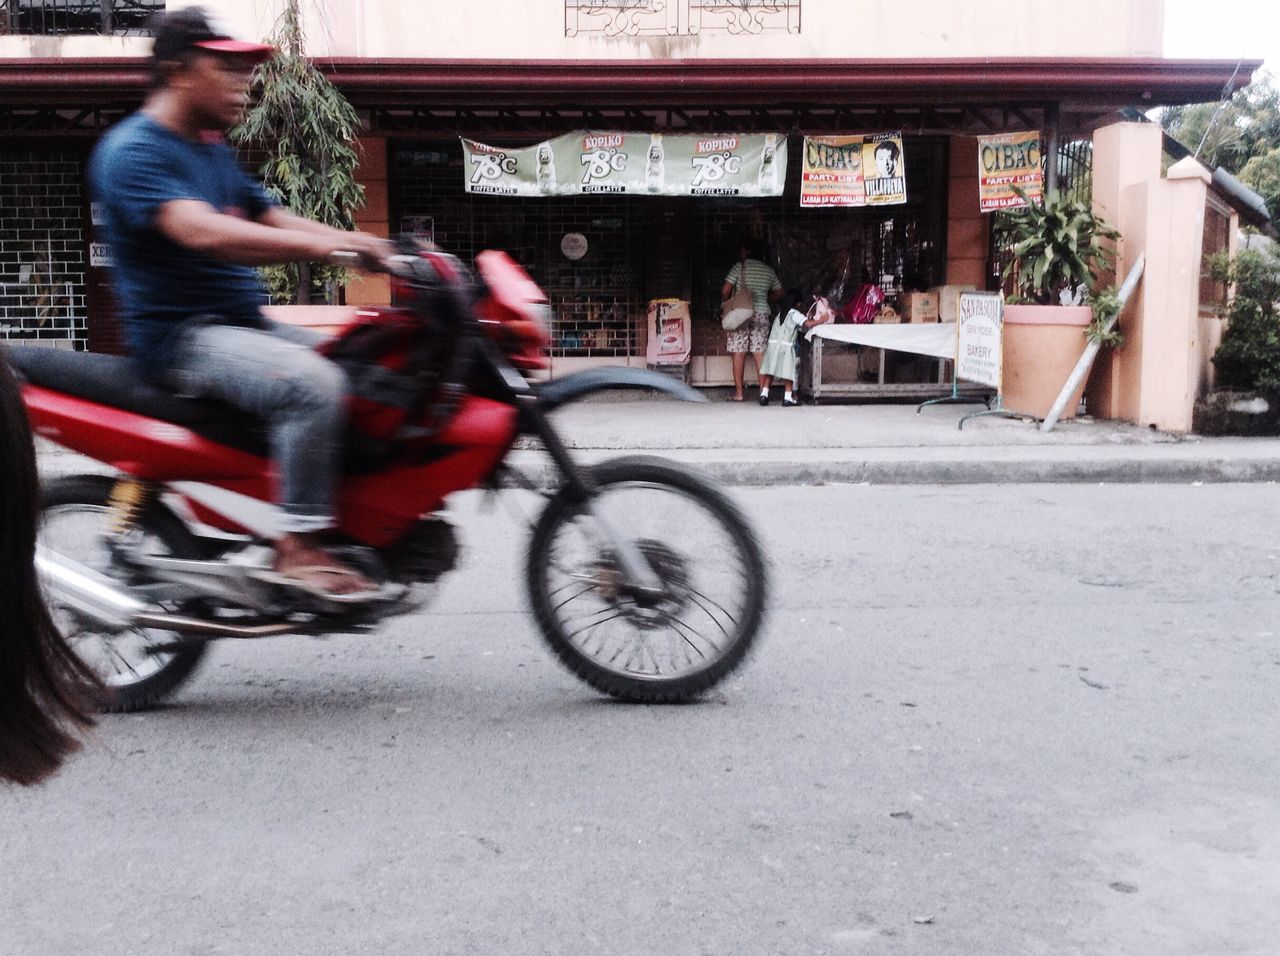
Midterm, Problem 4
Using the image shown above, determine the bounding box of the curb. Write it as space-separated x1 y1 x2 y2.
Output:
38 446 1280 488
502 451 1280 487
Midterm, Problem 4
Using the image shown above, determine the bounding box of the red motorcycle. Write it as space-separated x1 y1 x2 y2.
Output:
13 244 766 711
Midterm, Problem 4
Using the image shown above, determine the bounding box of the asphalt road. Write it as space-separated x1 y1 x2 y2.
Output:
4 482 1279 955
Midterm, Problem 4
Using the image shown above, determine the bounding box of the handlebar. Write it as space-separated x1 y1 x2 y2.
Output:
327 249 419 278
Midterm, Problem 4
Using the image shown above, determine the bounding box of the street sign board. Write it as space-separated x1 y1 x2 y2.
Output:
956 292 1003 389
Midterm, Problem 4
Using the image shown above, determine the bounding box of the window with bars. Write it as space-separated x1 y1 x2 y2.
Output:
0 0 163 36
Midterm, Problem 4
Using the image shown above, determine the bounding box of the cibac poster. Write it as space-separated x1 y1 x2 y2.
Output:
978 131 1044 212
801 133 906 207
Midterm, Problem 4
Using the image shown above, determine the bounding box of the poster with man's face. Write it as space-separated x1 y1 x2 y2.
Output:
862 133 906 205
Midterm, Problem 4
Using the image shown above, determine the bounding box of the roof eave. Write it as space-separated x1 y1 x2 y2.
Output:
0 56 1261 110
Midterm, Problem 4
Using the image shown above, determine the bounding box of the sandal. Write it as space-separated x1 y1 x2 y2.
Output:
251 565 388 604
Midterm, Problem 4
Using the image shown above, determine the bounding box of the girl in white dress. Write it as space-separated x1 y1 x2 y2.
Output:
758 292 823 406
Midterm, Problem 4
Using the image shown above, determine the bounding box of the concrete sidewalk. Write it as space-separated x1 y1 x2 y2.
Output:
506 396 1280 485
37 396 1280 486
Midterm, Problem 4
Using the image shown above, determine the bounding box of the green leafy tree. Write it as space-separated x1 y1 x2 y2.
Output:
230 0 364 304
1161 72 1280 176
1211 248 1280 393
1239 147 1280 222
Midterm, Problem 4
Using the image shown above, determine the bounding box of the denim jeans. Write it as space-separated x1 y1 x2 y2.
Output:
165 320 347 534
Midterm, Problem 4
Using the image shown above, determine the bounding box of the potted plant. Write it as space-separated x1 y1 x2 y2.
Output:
992 190 1120 419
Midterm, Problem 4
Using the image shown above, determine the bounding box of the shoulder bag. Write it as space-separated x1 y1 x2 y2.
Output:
721 260 756 331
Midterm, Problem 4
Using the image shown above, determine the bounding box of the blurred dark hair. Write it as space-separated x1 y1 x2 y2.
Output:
737 236 765 261
781 288 810 316
147 6 209 89
146 5 270 90
0 350 97 786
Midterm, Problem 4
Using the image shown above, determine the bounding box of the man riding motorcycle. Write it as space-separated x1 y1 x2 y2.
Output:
89 6 390 601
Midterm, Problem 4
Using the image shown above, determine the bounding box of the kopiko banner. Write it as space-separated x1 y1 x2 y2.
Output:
978 132 1044 212
462 132 787 198
800 133 906 207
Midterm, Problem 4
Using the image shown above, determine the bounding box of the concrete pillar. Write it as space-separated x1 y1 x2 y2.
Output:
945 135 988 287
1087 121 1162 419
1134 159 1208 431
345 136 392 306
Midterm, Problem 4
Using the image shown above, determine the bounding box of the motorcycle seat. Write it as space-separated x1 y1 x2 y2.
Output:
5 345 271 457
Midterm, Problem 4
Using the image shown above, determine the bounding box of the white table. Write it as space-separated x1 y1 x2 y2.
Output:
803 322 988 401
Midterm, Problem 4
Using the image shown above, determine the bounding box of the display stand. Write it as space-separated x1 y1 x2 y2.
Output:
804 323 986 402
916 376 991 414
957 393 1037 429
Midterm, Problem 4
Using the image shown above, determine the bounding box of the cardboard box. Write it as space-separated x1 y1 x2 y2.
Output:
900 292 939 323
929 284 979 323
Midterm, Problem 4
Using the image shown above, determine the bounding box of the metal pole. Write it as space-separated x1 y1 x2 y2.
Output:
1044 102 1061 198
1039 254 1145 432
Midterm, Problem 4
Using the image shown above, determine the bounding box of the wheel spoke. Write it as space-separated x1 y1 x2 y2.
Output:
644 638 664 675
685 593 735 642
566 609 630 643
667 613 722 657
687 585 739 629
552 584 598 613
668 625 707 662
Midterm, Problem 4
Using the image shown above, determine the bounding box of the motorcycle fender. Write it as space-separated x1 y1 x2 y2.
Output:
534 367 706 412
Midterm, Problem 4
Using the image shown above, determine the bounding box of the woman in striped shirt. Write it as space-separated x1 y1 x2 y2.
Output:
721 239 783 402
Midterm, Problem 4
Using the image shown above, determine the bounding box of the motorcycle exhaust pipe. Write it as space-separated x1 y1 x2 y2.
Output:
36 545 148 631
35 546 296 640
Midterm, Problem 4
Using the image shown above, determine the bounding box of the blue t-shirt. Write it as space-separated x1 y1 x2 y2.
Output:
88 112 275 371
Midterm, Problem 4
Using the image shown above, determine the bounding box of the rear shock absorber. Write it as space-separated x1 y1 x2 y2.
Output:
106 478 155 536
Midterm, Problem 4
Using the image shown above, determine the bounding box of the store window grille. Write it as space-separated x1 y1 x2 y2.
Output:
391 145 643 359
390 135 946 361
0 0 162 35
1057 140 1094 206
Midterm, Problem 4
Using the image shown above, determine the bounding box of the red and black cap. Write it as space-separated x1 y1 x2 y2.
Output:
151 5 274 63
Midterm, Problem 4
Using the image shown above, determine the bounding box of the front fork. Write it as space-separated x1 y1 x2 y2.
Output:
518 402 664 598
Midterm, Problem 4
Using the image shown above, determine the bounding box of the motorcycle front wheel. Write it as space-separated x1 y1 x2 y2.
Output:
527 456 767 702
40 475 208 713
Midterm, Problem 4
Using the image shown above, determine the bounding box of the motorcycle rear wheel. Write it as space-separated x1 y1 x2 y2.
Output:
527 456 767 702
40 475 209 713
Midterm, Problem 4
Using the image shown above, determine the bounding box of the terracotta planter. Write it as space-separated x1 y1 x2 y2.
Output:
1001 304 1092 420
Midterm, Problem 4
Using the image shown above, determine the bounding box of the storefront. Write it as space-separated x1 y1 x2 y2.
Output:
0 52 1261 422
323 57 1239 388
387 130 949 383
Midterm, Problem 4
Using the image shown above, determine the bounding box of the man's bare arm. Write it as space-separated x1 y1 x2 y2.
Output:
257 206 354 240
153 195 389 267
155 199 341 265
